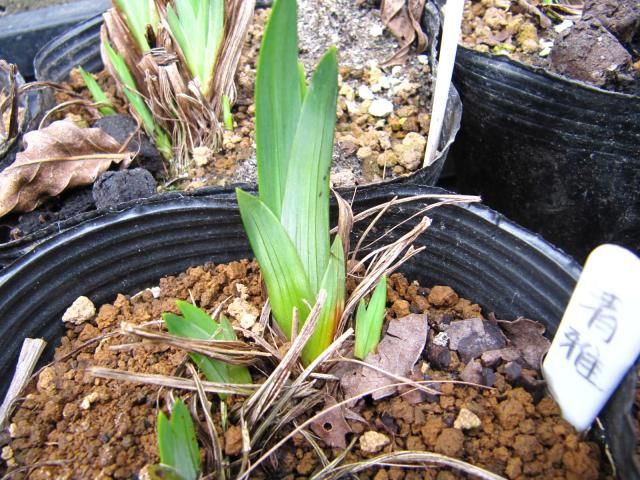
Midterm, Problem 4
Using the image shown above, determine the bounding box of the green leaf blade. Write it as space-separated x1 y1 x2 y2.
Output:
236 188 314 338
302 236 346 364
157 399 200 480
281 47 339 293
354 276 387 359
78 67 116 116
255 0 302 218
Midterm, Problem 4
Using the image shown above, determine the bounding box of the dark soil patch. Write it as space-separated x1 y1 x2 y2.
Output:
2 261 613 479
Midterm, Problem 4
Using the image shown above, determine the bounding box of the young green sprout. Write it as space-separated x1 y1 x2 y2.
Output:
236 0 342 365
222 94 234 131
78 67 116 116
162 300 252 394
165 0 224 98
101 0 253 177
354 276 387 359
155 398 201 480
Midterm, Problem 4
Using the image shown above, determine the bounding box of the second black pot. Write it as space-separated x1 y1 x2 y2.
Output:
450 47 640 264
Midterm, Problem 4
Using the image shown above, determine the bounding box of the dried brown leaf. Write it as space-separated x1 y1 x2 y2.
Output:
340 314 429 400
0 120 131 217
309 396 352 449
380 0 428 66
498 317 551 370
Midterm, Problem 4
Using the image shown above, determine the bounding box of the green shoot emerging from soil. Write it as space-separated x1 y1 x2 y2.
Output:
354 275 387 359
162 300 252 394
236 0 342 365
78 67 116 116
155 398 201 480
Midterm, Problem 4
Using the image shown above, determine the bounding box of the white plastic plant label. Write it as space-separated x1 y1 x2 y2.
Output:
543 244 640 432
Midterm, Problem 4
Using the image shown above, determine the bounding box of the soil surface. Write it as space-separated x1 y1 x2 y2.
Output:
460 0 640 94
3 261 613 479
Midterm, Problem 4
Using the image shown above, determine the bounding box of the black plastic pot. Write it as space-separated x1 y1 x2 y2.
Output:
0 0 110 79
0 183 635 475
450 46 640 264
33 11 462 186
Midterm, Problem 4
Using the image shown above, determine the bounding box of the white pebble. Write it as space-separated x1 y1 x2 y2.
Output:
62 296 96 325
357 85 374 100
368 99 394 118
369 24 384 37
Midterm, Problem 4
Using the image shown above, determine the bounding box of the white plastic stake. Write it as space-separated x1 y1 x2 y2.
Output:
543 244 640 432
423 0 464 167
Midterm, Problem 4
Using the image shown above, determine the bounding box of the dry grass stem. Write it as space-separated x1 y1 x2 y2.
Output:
339 217 430 332
341 194 481 229
238 379 457 480
312 451 508 480
0 338 46 428
244 291 326 424
188 364 226 480
120 321 271 365
87 366 257 395
253 329 354 446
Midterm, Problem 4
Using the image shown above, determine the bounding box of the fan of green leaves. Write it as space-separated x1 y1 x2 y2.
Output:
163 300 252 392
236 0 343 365
154 399 201 480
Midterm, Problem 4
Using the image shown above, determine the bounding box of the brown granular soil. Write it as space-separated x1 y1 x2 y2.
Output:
3 262 612 479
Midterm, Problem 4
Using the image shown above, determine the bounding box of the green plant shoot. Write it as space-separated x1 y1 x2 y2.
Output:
103 41 173 159
78 67 116 116
237 0 343 365
223 94 233 130
354 276 387 359
166 0 224 98
114 0 159 52
156 398 201 480
163 300 252 394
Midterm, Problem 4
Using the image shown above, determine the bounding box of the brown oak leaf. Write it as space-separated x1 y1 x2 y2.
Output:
340 314 429 401
309 396 352 449
0 120 132 217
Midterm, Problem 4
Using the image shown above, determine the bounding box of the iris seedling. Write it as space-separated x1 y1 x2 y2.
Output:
78 67 116 116
354 276 387 360
154 398 201 480
236 0 343 365
162 300 252 394
98 0 253 176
